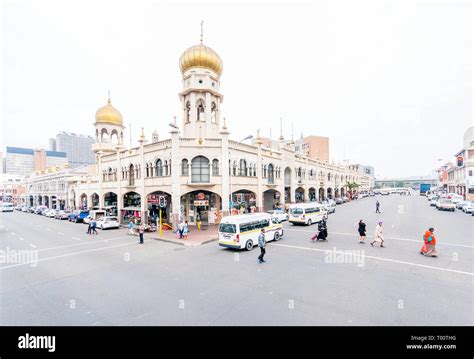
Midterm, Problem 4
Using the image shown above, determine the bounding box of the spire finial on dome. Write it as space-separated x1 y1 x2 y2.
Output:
200 20 204 44
107 89 112 104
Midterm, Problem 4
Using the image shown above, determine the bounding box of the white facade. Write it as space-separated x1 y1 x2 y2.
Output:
25 40 370 226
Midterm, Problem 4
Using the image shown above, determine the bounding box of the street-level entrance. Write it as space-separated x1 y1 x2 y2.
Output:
180 190 222 226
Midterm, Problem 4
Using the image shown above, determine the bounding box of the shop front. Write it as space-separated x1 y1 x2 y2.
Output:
122 192 141 224
231 190 256 214
181 190 222 226
147 192 171 226
104 192 118 216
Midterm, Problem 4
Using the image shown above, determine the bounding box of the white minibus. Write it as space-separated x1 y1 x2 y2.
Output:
288 203 327 226
0 203 14 212
218 213 283 251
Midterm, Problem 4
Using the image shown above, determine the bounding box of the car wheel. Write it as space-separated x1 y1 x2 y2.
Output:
245 240 253 251
101 225 104 230
307 219 312 226
274 232 280 241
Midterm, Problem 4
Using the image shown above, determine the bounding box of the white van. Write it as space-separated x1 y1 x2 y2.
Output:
289 203 327 226
0 203 14 212
83 210 106 224
450 194 463 204
218 213 283 251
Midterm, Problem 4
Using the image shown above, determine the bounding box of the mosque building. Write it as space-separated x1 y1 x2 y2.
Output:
25 34 370 227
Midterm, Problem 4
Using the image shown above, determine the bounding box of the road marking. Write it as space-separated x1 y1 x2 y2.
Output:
19 237 24 241
11 232 15 236
29 244 36 249
10 236 129 254
284 229 474 249
0 241 136 270
72 237 81 241
58 232 64 235
272 243 474 277
46 228 51 231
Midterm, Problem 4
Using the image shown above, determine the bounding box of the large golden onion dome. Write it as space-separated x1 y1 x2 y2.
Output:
95 97 123 125
179 44 223 76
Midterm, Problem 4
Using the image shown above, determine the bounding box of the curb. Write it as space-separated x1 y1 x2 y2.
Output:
152 237 218 247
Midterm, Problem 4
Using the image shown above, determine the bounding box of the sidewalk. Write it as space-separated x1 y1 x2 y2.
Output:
150 224 219 247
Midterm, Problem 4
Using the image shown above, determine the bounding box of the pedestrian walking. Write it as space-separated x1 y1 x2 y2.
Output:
420 227 438 257
257 228 266 263
91 219 98 235
183 221 189 240
86 221 92 235
138 223 145 244
178 221 184 239
370 221 385 247
358 219 366 243
128 220 134 235
375 200 381 213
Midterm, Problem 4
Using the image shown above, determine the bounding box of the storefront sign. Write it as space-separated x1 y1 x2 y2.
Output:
194 200 209 206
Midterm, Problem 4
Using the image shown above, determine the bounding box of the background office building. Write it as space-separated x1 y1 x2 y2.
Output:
349 164 375 189
5 147 68 176
53 132 95 168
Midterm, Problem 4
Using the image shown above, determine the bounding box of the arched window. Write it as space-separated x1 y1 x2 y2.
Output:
155 159 163 177
185 101 191 123
113 169 117 181
146 164 149 178
328 173 331 181
212 159 219 175
164 160 168 176
108 167 113 181
211 102 217 123
268 164 274 184
239 159 247 176
191 156 210 183
129 164 135 186
232 161 237 176
196 99 205 121
182 159 189 175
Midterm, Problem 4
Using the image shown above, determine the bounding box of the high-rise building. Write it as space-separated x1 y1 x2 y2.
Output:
294 136 329 162
350 164 375 189
5 147 68 177
49 138 57 151
55 132 95 168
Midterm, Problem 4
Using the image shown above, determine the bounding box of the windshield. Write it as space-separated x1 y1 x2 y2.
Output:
290 208 304 215
219 223 237 234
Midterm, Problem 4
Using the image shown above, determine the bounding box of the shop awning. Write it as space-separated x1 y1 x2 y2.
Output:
122 207 142 211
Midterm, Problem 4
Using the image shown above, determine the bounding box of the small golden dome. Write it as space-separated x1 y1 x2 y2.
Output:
179 44 223 76
95 97 123 125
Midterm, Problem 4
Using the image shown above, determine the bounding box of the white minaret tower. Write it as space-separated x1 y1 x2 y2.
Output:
92 91 125 154
178 22 224 139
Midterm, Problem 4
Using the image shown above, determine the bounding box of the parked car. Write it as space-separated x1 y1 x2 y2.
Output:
40 208 50 216
334 197 344 205
69 210 90 223
35 206 47 214
320 199 336 213
437 199 456 212
462 202 474 214
45 209 57 218
266 209 289 223
430 196 439 206
456 200 470 210
55 210 70 220
342 196 349 203
450 194 464 204
96 216 120 230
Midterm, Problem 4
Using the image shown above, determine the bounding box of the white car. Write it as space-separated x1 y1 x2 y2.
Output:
266 209 289 223
456 200 470 210
437 199 456 212
430 197 439 206
320 199 336 213
46 209 57 218
96 216 120 230
462 202 474 214
450 194 464 204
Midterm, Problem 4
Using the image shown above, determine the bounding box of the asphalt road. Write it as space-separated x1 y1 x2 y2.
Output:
0 194 472 326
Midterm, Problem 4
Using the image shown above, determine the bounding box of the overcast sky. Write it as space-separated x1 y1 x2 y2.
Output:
1 0 472 178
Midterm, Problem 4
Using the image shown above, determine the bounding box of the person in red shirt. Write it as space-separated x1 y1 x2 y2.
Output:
420 227 438 257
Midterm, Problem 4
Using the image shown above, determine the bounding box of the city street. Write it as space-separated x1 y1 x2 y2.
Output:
0 195 472 326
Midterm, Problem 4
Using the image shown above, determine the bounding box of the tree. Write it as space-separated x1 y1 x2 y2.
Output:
346 181 361 199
